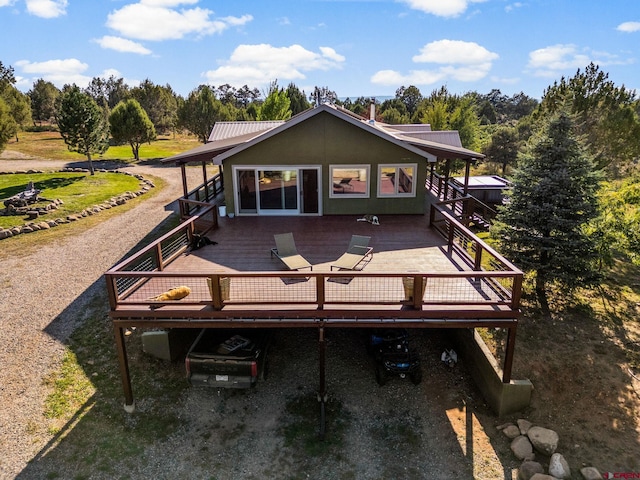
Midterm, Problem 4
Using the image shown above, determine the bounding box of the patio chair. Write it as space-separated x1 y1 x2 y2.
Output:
331 235 373 271
270 233 313 271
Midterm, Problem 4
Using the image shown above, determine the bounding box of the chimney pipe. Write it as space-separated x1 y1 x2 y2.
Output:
369 97 376 123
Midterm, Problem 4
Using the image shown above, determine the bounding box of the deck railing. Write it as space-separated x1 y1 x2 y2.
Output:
179 173 223 218
425 171 499 227
105 206 522 317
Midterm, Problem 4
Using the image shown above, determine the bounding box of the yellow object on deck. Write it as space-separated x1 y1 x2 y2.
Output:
150 286 191 301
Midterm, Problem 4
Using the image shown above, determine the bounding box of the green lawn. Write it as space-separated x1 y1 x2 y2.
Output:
5 130 202 162
0 172 142 229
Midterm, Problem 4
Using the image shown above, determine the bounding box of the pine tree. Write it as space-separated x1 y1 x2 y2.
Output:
491 113 601 308
56 85 109 174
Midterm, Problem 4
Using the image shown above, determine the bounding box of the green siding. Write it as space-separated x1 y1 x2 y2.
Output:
222 111 427 215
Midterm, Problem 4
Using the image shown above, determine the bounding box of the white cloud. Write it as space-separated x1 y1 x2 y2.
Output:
203 44 346 89
526 44 633 77
505 2 524 13
94 36 152 55
25 0 67 18
397 0 486 18
15 58 90 88
0 0 17 7
372 39 498 86
106 1 252 41
617 21 640 33
413 39 498 64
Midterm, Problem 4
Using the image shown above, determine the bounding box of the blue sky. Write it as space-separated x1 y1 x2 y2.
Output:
1 0 639 100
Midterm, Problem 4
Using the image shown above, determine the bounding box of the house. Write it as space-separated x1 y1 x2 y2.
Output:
164 103 485 217
106 103 530 419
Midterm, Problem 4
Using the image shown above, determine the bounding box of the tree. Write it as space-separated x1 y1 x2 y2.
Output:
0 61 15 90
257 82 291 121
86 75 130 109
395 85 422 117
178 85 232 143
309 86 337 106
29 79 60 125
538 63 640 175
0 99 15 153
285 83 311 115
130 79 178 134
491 113 601 310
56 85 109 174
109 98 156 161
1 86 31 141
483 125 520 175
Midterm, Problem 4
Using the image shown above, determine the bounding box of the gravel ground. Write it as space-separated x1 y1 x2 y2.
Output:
0 155 516 479
0 156 199 479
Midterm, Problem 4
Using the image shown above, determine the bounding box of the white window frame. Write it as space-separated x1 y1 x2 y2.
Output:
329 165 370 199
377 163 418 197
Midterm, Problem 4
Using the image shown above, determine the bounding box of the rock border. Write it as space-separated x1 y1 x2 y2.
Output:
498 419 603 480
0 168 155 240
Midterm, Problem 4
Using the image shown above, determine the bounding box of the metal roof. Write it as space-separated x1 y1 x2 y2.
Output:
163 103 484 165
208 121 284 142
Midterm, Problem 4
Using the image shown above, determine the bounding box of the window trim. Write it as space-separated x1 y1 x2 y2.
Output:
377 163 418 197
329 165 371 199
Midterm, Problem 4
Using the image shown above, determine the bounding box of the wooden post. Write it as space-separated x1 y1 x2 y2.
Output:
114 324 135 411
180 163 188 198
318 326 327 439
502 324 517 383
202 160 209 201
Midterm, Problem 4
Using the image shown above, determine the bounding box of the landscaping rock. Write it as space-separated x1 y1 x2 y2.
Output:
503 424 521 439
580 467 602 480
518 460 544 480
527 426 559 456
548 453 571 479
530 475 559 480
511 435 535 460
518 418 533 434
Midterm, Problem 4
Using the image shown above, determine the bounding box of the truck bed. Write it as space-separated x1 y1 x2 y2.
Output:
185 329 271 388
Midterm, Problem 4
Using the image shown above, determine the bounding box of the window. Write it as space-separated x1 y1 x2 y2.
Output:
378 164 417 197
330 165 370 198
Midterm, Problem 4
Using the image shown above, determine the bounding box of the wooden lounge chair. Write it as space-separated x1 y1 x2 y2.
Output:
331 235 373 271
270 233 313 271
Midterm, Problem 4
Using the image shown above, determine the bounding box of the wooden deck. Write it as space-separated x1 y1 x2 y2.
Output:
173 214 459 274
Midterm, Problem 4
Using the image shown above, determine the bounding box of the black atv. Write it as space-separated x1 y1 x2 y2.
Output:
368 329 422 386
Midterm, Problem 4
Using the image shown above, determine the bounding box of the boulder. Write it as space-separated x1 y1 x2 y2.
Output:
518 460 544 480
511 435 535 461
580 467 602 480
503 424 521 439
517 419 533 434
548 453 570 479
527 426 559 456
530 475 558 480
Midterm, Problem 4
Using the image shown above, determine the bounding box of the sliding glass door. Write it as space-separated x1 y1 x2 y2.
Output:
235 167 320 215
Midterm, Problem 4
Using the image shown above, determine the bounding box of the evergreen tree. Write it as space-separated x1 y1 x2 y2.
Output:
56 85 109 174
178 85 232 143
109 98 156 161
29 79 60 125
491 113 601 309
257 82 291 121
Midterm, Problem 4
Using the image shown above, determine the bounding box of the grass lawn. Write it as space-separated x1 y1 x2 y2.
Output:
0 171 142 229
6 130 202 162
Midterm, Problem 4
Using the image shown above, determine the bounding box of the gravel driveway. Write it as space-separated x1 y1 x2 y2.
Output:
0 156 200 479
0 155 514 479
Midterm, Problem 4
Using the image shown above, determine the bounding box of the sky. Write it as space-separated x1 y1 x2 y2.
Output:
1 0 639 101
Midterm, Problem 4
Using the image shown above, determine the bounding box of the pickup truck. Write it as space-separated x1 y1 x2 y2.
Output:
185 328 271 389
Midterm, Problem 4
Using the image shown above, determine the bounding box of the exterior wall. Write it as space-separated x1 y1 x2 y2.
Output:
222 111 427 215
452 329 532 417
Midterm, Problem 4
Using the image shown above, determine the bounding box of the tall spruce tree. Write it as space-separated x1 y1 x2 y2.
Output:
491 113 601 309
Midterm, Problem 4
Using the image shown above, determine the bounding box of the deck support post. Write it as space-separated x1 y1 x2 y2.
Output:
502 324 517 383
114 324 135 411
318 325 327 439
